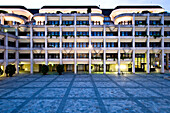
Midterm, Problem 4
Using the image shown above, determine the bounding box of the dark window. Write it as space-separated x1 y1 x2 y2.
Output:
48 43 60 48
48 54 60 59
19 53 30 59
106 42 118 47
62 43 74 48
8 41 16 47
8 53 15 59
33 54 45 59
19 43 30 48
33 43 45 48
62 53 74 58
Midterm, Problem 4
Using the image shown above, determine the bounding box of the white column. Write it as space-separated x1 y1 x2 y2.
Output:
15 39 19 74
146 13 150 74
89 13 92 74
30 25 33 74
45 15 48 65
4 33 8 71
74 14 77 74
132 14 135 74
15 27 19 74
1 16 4 25
103 25 106 74
161 14 164 25
161 50 164 73
118 25 120 74
59 14 62 64
161 15 165 73
147 50 150 74
161 37 164 73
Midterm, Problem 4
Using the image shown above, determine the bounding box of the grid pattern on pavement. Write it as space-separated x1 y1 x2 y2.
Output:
0 73 170 113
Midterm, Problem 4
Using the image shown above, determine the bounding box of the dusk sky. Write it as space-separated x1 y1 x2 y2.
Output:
0 0 169 11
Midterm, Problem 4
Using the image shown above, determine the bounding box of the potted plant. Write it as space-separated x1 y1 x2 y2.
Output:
56 64 64 75
0 68 3 76
5 64 16 77
41 65 49 75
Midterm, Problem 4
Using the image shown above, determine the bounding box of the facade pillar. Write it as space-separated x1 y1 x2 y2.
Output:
161 50 165 73
4 33 8 71
15 27 19 74
89 13 91 74
118 25 120 74
132 13 135 74
161 36 164 73
146 13 150 74
15 39 19 74
74 14 77 74
103 25 106 74
59 14 62 64
30 25 33 74
147 50 150 73
45 14 48 65
132 50 135 74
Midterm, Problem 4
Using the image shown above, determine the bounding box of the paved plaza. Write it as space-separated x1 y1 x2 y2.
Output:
0 73 170 113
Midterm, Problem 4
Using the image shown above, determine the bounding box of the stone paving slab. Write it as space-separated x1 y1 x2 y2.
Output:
0 82 28 88
35 88 67 98
117 81 142 87
47 82 70 87
0 99 25 113
124 88 161 97
151 88 170 96
72 82 93 87
63 99 101 113
95 82 117 87
3 88 40 98
68 88 96 98
98 88 128 98
102 99 144 113
18 99 61 113
23 82 49 88
138 98 170 113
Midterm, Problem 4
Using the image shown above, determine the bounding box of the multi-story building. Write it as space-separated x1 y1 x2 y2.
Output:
0 5 170 74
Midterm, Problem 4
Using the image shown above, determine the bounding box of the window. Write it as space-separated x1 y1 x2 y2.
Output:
77 32 89 36
33 32 45 36
91 32 103 36
104 22 110 25
104 17 110 21
76 21 89 25
48 43 60 48
62 43 74 48
120 32 132 36
106 42 118 47
91 42 103 47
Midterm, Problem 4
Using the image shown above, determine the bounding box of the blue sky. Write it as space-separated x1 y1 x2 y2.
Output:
0 0 169 11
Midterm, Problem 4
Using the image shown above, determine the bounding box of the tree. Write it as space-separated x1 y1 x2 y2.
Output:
41 65 49 75
5 65 16 77
56 64 64 75
0 68 3 76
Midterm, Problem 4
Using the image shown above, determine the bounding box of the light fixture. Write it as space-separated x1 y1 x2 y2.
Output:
4 29 8 32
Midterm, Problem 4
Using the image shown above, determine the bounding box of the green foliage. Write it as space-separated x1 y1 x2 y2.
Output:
0 68 3 75
56 11 62 14
5 64 16 77
41 65 49 75
0 10 8 14
56 64 64 75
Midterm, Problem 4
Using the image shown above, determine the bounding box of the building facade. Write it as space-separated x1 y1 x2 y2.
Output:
0 5 170 74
